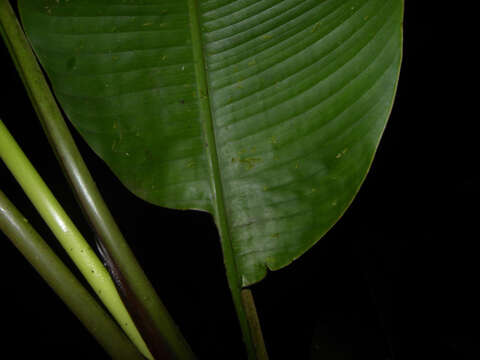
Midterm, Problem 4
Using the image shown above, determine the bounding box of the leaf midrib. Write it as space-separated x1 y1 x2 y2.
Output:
187 0 255 355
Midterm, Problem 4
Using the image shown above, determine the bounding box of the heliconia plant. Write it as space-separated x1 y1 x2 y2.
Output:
0 0 403 358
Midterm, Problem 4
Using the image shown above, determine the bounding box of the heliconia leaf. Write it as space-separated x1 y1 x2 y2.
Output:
20 0 402 286
19 1 402 352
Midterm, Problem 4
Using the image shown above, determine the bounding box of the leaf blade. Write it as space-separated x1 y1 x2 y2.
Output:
202 0 403 285
19 0 403 356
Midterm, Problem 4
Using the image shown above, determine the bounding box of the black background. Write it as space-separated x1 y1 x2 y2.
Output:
0 1 478 359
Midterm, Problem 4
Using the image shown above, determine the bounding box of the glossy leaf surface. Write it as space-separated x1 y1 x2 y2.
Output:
20 0 403 287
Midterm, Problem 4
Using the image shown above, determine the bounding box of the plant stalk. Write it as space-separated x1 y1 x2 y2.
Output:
241 289 269 359
0 119 152 360
0 189 145 360
0 1 194 358
187 1 269 358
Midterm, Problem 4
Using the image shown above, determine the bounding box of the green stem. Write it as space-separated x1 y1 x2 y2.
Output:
0 119 152 360
0 189 144 360
241 290 269 360
0 1 194 359
188 1 268 358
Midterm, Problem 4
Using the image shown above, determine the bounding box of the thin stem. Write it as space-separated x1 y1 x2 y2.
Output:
0 189 144 360
187 1 268 358
0 1 194 359
241 290 269 360
0 119 152 360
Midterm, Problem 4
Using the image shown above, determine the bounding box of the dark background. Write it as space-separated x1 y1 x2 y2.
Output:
0 1 477 359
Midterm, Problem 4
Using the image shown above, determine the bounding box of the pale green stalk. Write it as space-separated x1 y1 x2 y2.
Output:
0 189 144 360
0 119 153 360
0 2 193 357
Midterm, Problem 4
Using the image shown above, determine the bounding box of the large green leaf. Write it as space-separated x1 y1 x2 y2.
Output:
20 0 402 284
19 0 402 353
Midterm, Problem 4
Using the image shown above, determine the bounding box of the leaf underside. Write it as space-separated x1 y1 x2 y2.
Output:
20 0 403 287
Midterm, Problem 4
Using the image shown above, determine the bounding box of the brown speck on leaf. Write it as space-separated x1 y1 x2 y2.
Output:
311 22 321 32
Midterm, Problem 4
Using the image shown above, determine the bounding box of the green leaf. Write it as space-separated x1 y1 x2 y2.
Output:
19 0 402 355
